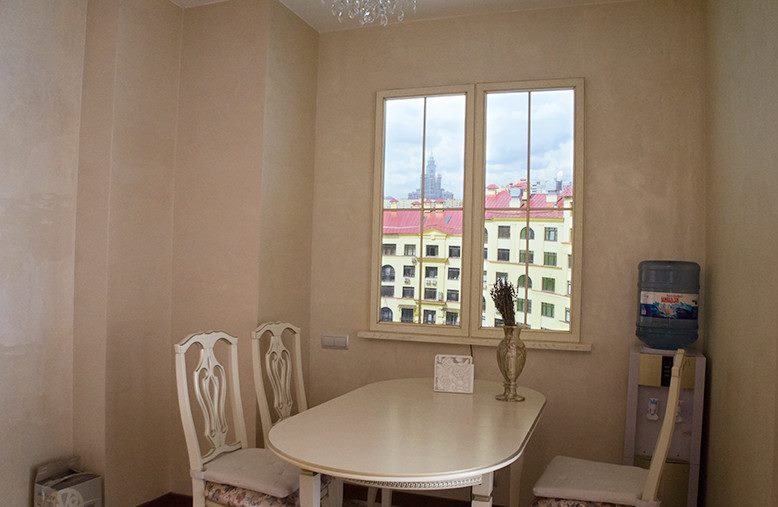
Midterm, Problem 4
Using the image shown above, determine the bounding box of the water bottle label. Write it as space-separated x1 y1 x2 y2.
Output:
640 291 698 319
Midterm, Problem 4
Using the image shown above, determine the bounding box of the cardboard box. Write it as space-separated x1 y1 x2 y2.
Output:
34 456 102 507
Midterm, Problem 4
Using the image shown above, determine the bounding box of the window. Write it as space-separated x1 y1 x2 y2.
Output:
494 318 504 327
381 286 394 297
447 290 459 302
380 307 393 322
381 265 395 282
517 298 532 313
565 307 571 323
541 302 555 318
382 243 396 256
402 286 414 298
567 281 572 295
568 254 572 268
371 80 582 343
496 272 508 283
445 312 459 326
401 308 414 323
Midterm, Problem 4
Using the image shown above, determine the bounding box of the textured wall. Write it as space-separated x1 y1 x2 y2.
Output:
0 1 86 504
704 0 778 504
309 1 706 504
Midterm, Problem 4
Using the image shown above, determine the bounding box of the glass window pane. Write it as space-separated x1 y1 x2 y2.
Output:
529 90 574 200
384 98 424 207
485 92 529 198
423 95 466 208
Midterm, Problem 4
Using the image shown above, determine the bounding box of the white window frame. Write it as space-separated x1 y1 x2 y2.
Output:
369 79 584 345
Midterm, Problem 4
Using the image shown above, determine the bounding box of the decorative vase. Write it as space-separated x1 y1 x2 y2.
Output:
496 325 526 402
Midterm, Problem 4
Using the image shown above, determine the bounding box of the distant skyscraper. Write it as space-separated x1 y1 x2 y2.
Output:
407 156 454 200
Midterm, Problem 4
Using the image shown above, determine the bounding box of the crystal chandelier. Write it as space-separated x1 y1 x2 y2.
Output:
325 0 417 27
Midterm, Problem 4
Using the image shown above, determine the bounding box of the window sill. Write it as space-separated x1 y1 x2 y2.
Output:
357 331 592 351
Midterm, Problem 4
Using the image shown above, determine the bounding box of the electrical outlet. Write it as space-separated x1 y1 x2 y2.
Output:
321 334 348 350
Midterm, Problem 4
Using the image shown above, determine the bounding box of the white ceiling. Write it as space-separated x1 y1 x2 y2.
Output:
170 0 630 33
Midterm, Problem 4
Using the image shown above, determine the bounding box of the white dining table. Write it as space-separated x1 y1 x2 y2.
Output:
267 378 546 507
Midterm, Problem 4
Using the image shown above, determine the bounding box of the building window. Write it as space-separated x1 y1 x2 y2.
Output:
403 265 415 277
402 286 414 298
542 277 555 292
381 265 395 282
567 281 572 295
541 302 555 318
517 298 532 313
568 254 572 268
423 310 436 325
380 307 393 322
401 308 414 323
371 81 582 342
424 288 437 300
445 312 459 326
381 285 394 297
382 243 396 256
565 307 571 323
447 290 459 302
496 272 508 283
494 318 504 327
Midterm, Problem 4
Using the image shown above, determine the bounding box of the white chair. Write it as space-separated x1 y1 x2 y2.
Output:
532 349 686 507
175 331 331 507
252 322 391 507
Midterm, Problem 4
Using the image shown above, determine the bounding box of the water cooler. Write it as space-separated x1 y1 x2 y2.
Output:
623 345 706 507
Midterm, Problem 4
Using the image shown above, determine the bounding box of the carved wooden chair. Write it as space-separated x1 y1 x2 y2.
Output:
252 322 390 507
532 349 687 507
175 331 332 507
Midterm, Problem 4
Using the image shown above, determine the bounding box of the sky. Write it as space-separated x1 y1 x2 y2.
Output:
382 89 574 202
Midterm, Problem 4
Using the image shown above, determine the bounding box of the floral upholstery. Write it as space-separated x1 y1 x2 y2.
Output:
533 498 631 507
205 477 332 507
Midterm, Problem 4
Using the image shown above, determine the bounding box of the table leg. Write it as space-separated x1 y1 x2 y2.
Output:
380 488 392 507
299 470 321 507
509 455 524 507
329 477 344 507
471 471 494 507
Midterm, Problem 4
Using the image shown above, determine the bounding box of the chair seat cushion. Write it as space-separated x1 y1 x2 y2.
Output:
533 456 648 506
533 498 630 507
203 448 300 498
205 477 332 507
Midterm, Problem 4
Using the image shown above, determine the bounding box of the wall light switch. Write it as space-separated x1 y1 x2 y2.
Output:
321 334 348 350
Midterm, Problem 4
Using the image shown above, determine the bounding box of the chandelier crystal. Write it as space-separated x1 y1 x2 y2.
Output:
326 0 417 27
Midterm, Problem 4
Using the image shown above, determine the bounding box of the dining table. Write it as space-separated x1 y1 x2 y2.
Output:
267 377 546 507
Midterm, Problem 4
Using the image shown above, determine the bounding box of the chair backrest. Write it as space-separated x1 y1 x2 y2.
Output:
641 348 686 502
174 331 248 472
251 322 308 445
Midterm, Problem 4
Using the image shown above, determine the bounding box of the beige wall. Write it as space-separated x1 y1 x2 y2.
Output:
74 0 181 504
170 0 270 493
704 0 778 504
0 0 86 504
310 1 706 504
